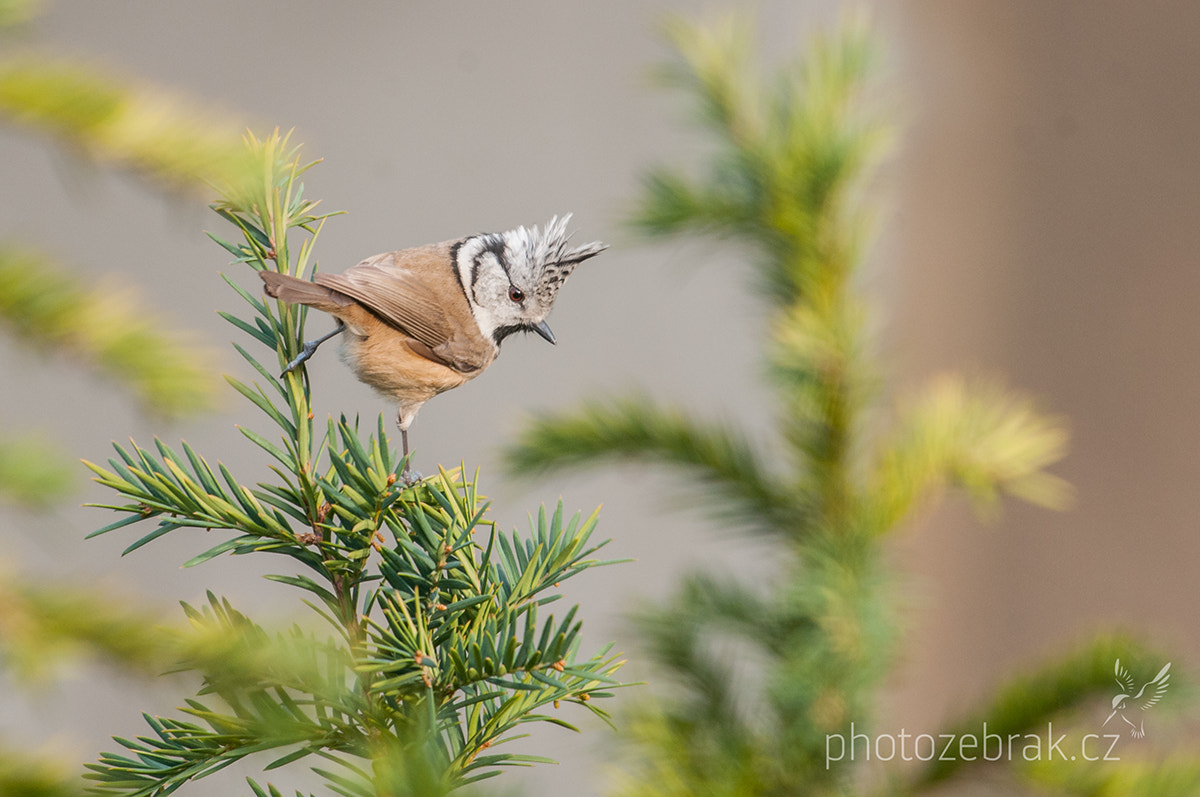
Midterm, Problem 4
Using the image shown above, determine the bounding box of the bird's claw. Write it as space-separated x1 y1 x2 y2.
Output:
400 468 423 486
281 325 345 375
281 341 320 375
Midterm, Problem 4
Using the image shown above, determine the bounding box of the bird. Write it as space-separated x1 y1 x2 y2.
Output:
1103 659 1171 738
258 214 606 481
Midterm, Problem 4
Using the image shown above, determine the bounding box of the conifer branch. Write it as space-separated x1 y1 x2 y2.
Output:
506 394 799 536
79 131 624 796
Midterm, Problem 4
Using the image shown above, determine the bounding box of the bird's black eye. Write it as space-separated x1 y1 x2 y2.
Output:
508 286 525 303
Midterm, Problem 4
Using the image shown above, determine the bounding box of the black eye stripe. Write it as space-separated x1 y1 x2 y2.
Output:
466 236 512 293
479 237 509 273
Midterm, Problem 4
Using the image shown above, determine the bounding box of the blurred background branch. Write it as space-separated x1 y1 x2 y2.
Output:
509 11 1191 796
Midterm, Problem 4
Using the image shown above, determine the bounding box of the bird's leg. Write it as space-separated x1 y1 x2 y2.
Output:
282 323 345 375
398 414 421 485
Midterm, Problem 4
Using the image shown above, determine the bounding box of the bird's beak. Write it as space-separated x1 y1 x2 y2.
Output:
1102 710 1117 727
532 320 556 345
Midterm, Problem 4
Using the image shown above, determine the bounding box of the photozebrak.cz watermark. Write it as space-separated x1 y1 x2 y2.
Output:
826 658 1173 770
824 723 1121 769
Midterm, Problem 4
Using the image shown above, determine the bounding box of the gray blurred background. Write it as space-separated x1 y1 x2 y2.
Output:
3 1 1199 794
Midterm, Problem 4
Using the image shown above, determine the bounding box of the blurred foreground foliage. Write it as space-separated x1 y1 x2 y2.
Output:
0 56 259 195
507 12 1196 797
0 0 244 506
0 246 218 421
1 5 252 789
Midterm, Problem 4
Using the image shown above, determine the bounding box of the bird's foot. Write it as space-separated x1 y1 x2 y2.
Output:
396 426 422 484
281 341 321 375
281 324 345 375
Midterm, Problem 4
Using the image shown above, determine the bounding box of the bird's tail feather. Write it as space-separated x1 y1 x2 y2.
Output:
259 271 353 313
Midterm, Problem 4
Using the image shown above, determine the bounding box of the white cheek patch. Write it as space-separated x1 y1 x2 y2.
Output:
469 302 503 343
454 245 508 342
472 252 503 302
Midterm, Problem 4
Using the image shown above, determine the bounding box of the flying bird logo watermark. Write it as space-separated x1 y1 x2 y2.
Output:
1103 659 1171 739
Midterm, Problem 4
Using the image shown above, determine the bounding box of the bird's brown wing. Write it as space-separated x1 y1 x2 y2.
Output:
317 253 448 348
315 248 491 374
